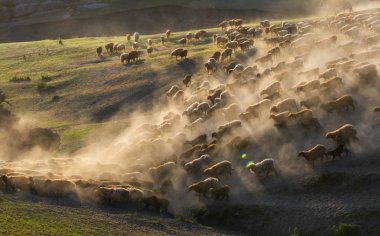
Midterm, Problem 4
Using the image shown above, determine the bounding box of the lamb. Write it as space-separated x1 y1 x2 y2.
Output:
215 36 229 47
247 159 278 177
319 68 338 80
300 96 320 108
320 95 355 113
326 124 358 145
270 98 298 113
209 185 230 200
260 82 281 97
178 38 187 46
148 162 176 181
142 195 170 212
205 58 217 75
96 46 102 56
188 177 220 199
211 51 221 62
166 85 180 98
295 80 320 94
221 48 233 62
298 144 327 166
171 48 184 60
270 111 291 127
182 75 192 87
133 32 140 42
184 154 212 174
204 161 233 178
327 144 350 161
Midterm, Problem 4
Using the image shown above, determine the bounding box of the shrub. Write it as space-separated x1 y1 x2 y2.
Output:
9 75 31 83
41 75 52 82
333 223 359 236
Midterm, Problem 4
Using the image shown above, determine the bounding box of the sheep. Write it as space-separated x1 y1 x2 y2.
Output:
228 64 245 75
165 30 171 39
126 34 131 41
223 61 238 73
178 38 187 46
319 68 338 80
221 48 233 62
147 39 153 46
166 85 180 98
298 68 319 78
147 46 153 55
120 53 129 64
184 134 207 147
261 20 271 28
260 82 281 97
320 95 355 113
320 76 343 93
148 162 176 181
268 47 280 58
215 36 229 47
160 36 165 45
327 144 350 161
132 42 140 50
209 185 230 200
353 64 378 85
270 111 291 127
223 103 241 120
116 44 126 52
142 195 170 212
172 90 184 102
105 43 114 53
239 40 254 51
188 177 220 199
219 20 229 30
179 50 188 60
186 32 194 41
133 32 140 42
196 102 211 115
326 124 358 145
208 89 224 104
255 54 272 65
298 144 327 166
182 75 192 87
171 48 184 60
205 58 217 75
96 46 102 56
211 51 221 62
180 144 204 160
241 99 271 120
300 96 321 109
295 80 320 94
96 186 130 205
270 98 298 113
204 161 233 178
226 41 239 51
1 175 33 192
212 120 242 139
195 30 207 40
288 109 313 124
32 179 77 197
184 154 212 174
247 159 278 177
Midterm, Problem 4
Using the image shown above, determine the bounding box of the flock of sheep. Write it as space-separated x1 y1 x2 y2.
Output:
2 8 380 214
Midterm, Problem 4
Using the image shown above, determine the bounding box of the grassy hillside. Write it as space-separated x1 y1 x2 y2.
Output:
0 27 224 152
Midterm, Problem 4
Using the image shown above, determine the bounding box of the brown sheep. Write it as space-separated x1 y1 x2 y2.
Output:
320 76 343 93
270 111 291 127
178 38 187 46
298 144 328 167
171 48 184 60
300 96 320 109
260 82 281 97
184 154 212 174
221 48 233 62
205 58 217 75
326 124 358 145
182 74 192 87
209 185 230 200
298 67 319 78
327 144 350 161
320 95 355 113
146 46 153 55
288 109 313 123
255 54 272 65
96 46 102 56
188 177 220 199
1 175 33 192
270 98 298 113
211 51 221 62
166 30 171 39
105 43 114 53
126 34 131 42
148 162 176 181
319 68 338 80
184 134 207 147
142 196 170 212
204 160 233 178
180 144 203 160
179 50 188 60
295 80 320 94
207 89 224 104
160 36 166 45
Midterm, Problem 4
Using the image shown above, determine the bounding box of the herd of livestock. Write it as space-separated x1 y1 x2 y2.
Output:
2 8 380 214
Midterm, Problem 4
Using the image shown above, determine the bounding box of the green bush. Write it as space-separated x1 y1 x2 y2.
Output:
333 223 359 236
9 75 31 83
